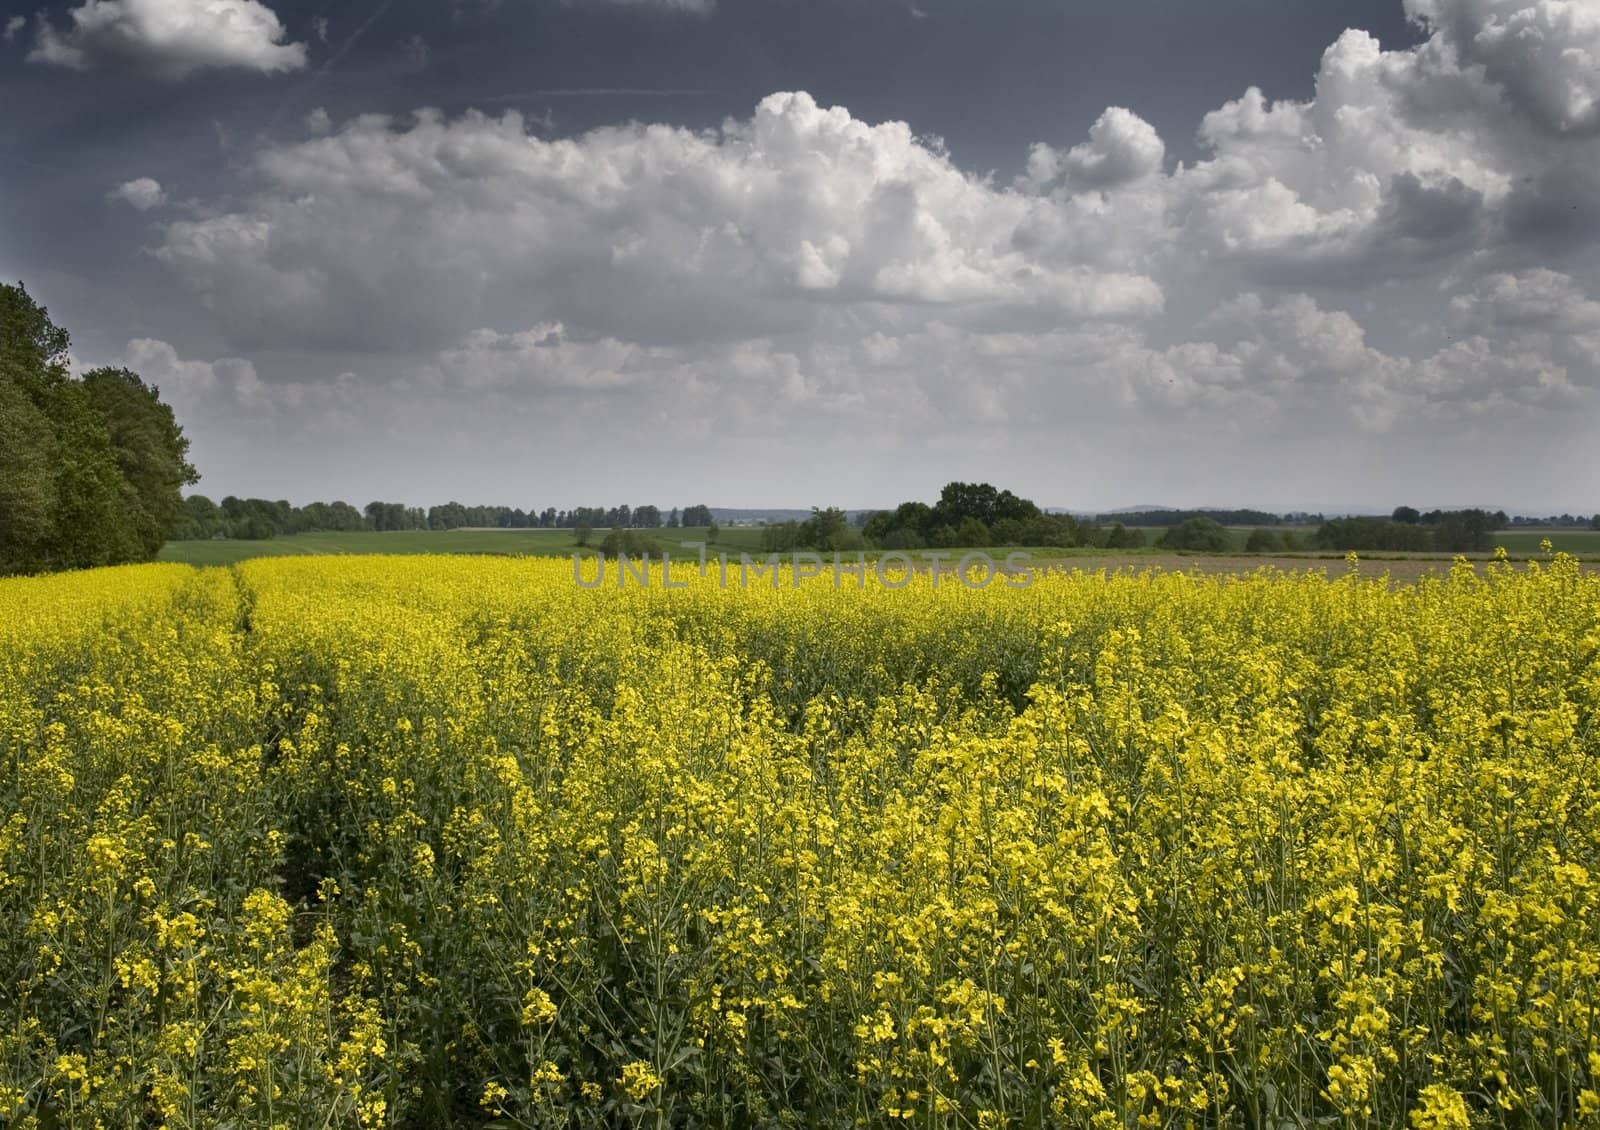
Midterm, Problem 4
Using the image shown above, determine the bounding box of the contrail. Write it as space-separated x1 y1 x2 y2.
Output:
262 0 397 135
316 0 398 76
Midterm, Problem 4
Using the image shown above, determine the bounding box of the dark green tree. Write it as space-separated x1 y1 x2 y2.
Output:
761 521 802 553
1159 518 1232 552
179 494 226 539
82 367 199 558
0 285 71 571
932 482 1000 528
0 367 58 572
1 283 204 572
33 374 143 568
0 280 70 376
799 507 850 550
1 283 147 571
1244 527 1281 553
954 516 990 547
863 501 933 546
1102 522 1144 549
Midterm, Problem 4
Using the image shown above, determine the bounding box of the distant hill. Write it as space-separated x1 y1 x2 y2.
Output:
1090 507 1289 527
709 508 873 526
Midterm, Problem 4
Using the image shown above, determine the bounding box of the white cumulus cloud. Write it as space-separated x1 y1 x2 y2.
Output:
29 0 307 78
1405 0 1600 135
153 92 1165 354
108 177 167 211
1024 107 1166 191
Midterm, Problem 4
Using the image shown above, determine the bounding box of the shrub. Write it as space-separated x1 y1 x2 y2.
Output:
1159 517 1231 552
1245 527 1281 553
599 528 665 557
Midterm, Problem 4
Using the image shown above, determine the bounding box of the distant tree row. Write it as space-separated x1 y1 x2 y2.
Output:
1 282 197 576
1388 506 1510 529
860 483 1156 550
761 508 866 553
176 496 368 541
1157 518 1235 552
861 483 1070 550
1316 509 1508 553
1161 520 1313 553
765 495 1585 557
755 484 1145 552
1502 513 1600 529
175 496 720 540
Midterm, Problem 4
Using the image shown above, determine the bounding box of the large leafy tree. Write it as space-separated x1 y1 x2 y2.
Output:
0 281 197 574
34 374 144 569
0 280 70 377
0 363 58 572
83 367 200 559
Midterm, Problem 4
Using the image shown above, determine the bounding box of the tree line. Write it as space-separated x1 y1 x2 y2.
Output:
1 283 196 576
761 483 1149 553
1313 508 1510 554
1504 512 1600 529
750 488 1580 557
179 492 1587 552
175 497 722 541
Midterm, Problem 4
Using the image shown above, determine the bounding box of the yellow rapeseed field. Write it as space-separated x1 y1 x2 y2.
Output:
2 553 1598 1128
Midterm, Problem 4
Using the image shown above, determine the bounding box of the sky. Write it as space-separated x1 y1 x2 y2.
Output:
2 0 1597 514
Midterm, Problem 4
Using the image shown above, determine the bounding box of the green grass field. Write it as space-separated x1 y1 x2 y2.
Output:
156 526 770 566
1480 528 1600 554
1132 525 1600 555
159 529 574 566
157 523 1600 568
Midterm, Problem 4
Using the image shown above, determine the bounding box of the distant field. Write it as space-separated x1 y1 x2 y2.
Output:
160 524 1600 574
159 529 579 565
1486 528 1600 554
1129 525 1600 556
156 525 769 566
1131 526 1318 552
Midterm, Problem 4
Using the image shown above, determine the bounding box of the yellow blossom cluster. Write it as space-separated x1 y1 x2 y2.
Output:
2 552 1598 1127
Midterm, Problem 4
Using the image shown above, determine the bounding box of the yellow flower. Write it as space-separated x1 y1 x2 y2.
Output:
1410 1083 1471 1130
480 1080 509 1110
619 1060 664 1102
